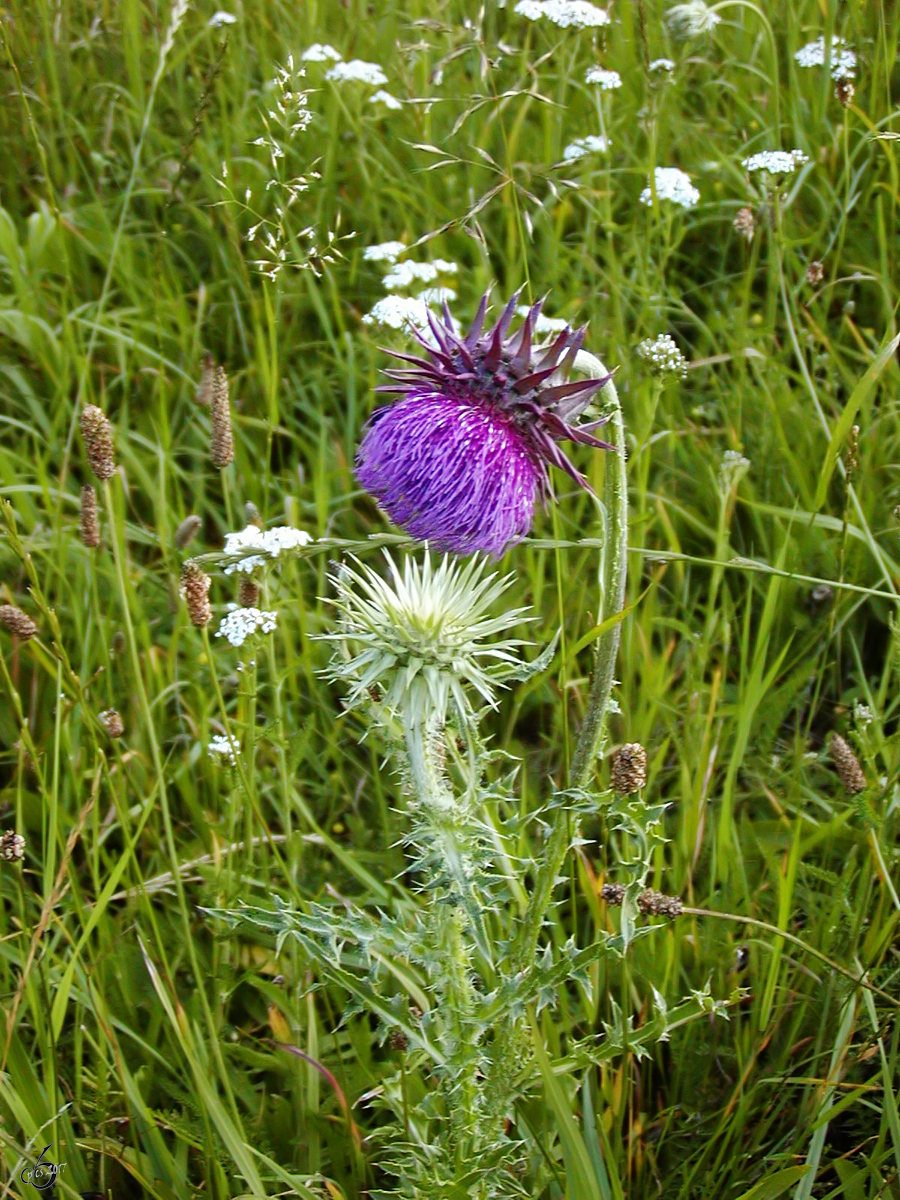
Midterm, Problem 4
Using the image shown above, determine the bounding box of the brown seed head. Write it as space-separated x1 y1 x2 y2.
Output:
99 708 125 738
175 514 203 549
0 605 37 641
245 501 264 529
196 352 216 407
611 743 648 795
80 484 100 548
601 882 625 906
835 78 855 107
638 889 683 918
181 560 213 627
0 831 25 862
238 577 260 608
210 365 234 468
388 1029 408 1052
733 206 755 242
80 405 117 480
829 732 866 795
806 260 824 287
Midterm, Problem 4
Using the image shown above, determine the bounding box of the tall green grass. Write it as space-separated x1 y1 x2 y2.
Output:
0 0 898 1195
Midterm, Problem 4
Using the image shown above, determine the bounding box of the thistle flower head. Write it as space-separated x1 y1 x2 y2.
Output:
325 551 528 726
356 292 615 556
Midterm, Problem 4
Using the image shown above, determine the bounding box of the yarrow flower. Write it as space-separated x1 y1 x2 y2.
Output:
513 0 610 27
362 294 453 334
637 334 687 377
741 149 808 176
325 551 528 724
585 67 622 90
222 525 313 575
562 135 610 161
649 58 676 72
355 292 615 556
301 43 342 62
215 606 278 647
364 241 407 263
325 60 388 86
640 167 699 208
382 259 458 291
208 734 239 764
515 306 569 334
370 90 403 110
794 36 856 81
666 1 720 38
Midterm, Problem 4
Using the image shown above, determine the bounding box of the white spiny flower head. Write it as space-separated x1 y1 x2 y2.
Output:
222 524 313 575
364 240 407 263
324 551 529 725
369 90 403 110
585 67 622 90
514 0 610 28
650 58 676 72
666 1 720 38
562 134 610 161
515 305 569 334
216 606 278 647
794 36 856 81
637 333 688 377
301 43 343 63
742 149 808 176
208 734 239 764
640 166 699 208
325 59 388 86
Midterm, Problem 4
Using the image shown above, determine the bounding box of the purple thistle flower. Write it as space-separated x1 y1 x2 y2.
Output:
356 291 615 555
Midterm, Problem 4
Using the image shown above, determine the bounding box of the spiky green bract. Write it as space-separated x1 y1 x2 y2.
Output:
324 550 529 728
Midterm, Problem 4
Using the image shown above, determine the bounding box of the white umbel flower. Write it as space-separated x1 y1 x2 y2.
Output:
742 149 808 176
301 43 342 63
585 67 622 89
324 552 528 725
666 1 720 37
515 305 569 334
513 0 610 28
208 734 239 764
637 334 688 377
382 259 458 291
640 166 699 208
216 607 278 648
650 58 676 72
364 241 407 263
794 36 856 81
325 60 388 86
562 134 610 160
222 525 313 575
369 90 403 110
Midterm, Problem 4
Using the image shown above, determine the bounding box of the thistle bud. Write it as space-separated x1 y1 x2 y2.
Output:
238 577 260 608
210 366 234 468
181 560 212 627
175 514 203 549
80 405 117 481
637 889 683 918
80 484 100 548
829 732 866 795
611 743 647 795
733 206 755 242
99 708 124 738
196 352 216 407
601 882 625 906
0 831 25 862
0 605 37 641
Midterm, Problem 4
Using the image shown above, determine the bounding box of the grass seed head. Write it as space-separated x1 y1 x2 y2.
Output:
638 889 683 918
80 484 100 547
0 604 37 641
181 560 213 627
175 514 203 549
733 206 755 241
210 365 234 468
238 577 261 607
829 732 866 794
196 352 216 406
0 831 25 862
99 708 124 738
80 405 117 481
611 743 647 794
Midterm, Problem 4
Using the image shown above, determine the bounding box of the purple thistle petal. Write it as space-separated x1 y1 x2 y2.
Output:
356 391 543 556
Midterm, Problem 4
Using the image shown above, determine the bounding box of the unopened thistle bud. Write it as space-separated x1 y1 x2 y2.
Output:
611 743 647 794
80 484 100 547
0 831 25 862
196 352 216 407
806 260 824 287
835 77 854 107
601 882 625 905
637 888 683 918
733 205 755 242
0 605 37 641
80 405 117 481
99 708 124 738
238 577 260 607
209 366 234 468
829 732 866 794
175 514 203 549
181 560 213 627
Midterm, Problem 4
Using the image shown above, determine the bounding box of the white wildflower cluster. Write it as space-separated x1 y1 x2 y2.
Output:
516 306 569 334
637 334 688 377
794 36 856 82
301 43 342 63
718 450 751 494
563 134 610 161
222 524 312 575
216 607 278 648
382 259 458 291
741 149 808 176
208 11 237 26
666 1 720 38
854 702 874 728
640 167 699 209
364 241 407 263
208 734 239 764
326 60 389 86
650 58 676 72
513 0 610 28
370 89 403 110
585 67 622 90
362 295 453 334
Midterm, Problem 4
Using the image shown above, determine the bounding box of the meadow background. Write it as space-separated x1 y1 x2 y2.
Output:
1 0 900 1196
